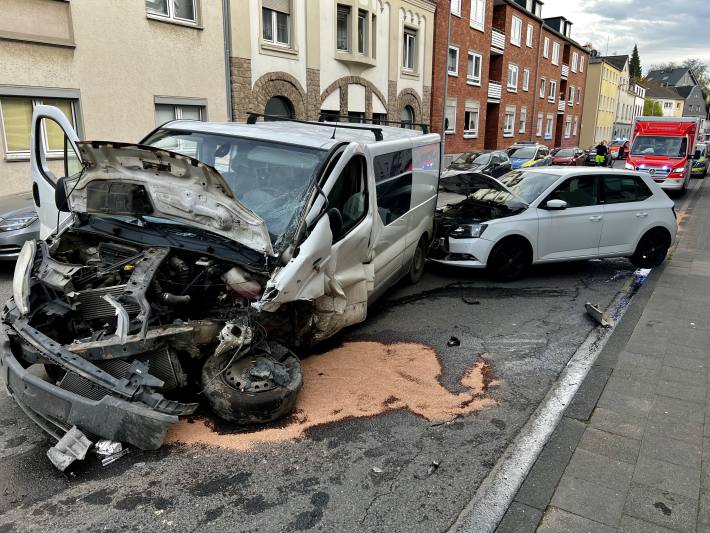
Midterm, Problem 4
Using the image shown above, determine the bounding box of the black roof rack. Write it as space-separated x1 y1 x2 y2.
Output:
246 112 384 141
317 113 430 134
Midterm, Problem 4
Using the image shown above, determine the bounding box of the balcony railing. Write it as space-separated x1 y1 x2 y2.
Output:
488 81 502 102
561 64 570 79
558 99 566 113
491 29 505 54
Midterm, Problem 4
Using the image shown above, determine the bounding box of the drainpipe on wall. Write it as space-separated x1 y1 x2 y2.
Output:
440 7 452 168
222 0 233 121
530 28 542 142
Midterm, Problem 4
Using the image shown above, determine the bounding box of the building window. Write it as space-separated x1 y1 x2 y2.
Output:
445 98 457 134
0 97 78 158
511 16 522 46
571 52 579 72
336 5 351 51
447 46 459 76
146 0 197 24
464 101 480 138
539 78 546 98
470 0 485 31
545 114 553 139
262 1 291 47
155 103 204 126
264 96 294 119
568 86 575 104
403 29 417 71
504 106 516 137
577 88 581 104
573 116 578 136
552 42 560 65
451 0 461 16
549 80 557 101
522 69 530 91
543 37 550 58
580 56 585 72
357 10 369 54
536 112 543 137
467 52 482 85
519 106 527 133
401 106 415 128
507 64 519 92
564 116 572 138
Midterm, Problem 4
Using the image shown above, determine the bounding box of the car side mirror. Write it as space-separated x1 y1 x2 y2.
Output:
326 207 343 238
545 199 568 210
55 176 71 212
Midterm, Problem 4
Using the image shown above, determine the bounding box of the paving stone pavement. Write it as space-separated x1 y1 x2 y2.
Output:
499 179 710 533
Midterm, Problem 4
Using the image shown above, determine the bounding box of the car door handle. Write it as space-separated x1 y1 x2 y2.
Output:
589 215 603 221
635 212 648 218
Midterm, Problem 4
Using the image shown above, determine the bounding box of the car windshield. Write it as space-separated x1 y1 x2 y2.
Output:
451 152 491 166
143 129 327 245
610 141 625 147
554 149 576 157
631 135 687 158
507 147 537 159
498 171 561 204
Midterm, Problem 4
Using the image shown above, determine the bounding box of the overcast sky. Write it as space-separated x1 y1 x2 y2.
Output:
541 0 710 71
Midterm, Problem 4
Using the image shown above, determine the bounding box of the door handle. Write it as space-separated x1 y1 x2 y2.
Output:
635 212 648 218
589 215 603 221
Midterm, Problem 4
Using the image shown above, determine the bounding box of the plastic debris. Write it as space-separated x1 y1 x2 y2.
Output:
94 440 123 457
372 467 383 474
585 302 613 328
47 426 92 471
447 336 461 347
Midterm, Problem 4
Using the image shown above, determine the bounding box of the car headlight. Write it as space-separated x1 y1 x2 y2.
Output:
672 167 684 174
0 212 38 232
624 163 634 170
451 224 488 239
13 240 36 315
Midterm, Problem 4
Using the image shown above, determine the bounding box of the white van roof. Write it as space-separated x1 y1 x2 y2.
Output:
160 120 439 151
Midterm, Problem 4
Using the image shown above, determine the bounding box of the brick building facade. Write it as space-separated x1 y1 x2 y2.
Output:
431 0 589 157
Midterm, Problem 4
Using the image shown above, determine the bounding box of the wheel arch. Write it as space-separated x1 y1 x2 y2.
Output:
485 233 534 265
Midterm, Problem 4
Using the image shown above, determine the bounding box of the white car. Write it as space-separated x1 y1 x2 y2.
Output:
431 168 677 280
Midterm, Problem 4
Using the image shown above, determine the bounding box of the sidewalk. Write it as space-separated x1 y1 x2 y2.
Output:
499 179 710 533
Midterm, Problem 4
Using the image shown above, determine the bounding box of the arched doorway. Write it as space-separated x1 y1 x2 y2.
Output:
264 96 294 120
401 105 415 129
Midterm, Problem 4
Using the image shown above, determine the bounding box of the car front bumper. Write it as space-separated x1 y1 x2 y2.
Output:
0 223 39 261
429 236 495 268
653 177 686 190
0 338 178 450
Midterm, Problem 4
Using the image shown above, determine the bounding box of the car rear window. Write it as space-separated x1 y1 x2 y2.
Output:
603 175 652 204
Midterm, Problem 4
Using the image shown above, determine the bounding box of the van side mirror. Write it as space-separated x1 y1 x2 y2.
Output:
544 199 568 210
55 176 71 212
326 207 343 238
693 149 702 160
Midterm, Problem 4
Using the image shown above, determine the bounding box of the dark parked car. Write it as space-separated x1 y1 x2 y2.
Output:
551 147 587 166
0 191 39 261
445 150 512 178
585 146 613 167
609 140 630 160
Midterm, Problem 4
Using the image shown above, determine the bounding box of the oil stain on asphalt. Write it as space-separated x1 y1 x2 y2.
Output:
166 341 497 450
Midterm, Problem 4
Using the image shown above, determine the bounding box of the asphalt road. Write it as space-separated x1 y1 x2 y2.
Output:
0 166 695 533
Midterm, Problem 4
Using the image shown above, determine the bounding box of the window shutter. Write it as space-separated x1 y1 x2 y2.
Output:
263 0 290 14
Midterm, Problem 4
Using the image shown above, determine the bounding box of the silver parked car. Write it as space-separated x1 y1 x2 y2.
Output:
0 191 39 260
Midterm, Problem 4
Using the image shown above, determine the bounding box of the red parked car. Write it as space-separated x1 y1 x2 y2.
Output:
551 147 587 166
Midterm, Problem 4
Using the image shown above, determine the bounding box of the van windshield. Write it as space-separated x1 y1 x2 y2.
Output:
631 136 687 158
143 129 327 244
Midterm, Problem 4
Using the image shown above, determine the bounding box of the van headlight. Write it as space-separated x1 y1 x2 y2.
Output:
451 224 488 239
0 212 38 232
13 240 36 315
672 167 685 174
624 163 634 170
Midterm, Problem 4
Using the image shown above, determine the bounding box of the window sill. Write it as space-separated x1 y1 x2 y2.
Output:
261 42 299 58
507 88 518 93
467 80 481 87
336 51 376 68
522 88 529 92
4 152 65 162
401 70 421 80
503 133 514 138
470 22 484 32
146 14 203 30
510 41 521 48
445 131 455 135
448 72 459 77
463 133 478 139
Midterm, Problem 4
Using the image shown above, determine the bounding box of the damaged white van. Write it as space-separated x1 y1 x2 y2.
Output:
0 106 440 456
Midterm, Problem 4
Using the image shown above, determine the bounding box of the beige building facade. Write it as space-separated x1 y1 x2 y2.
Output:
229 0 436 127
0 0 230 195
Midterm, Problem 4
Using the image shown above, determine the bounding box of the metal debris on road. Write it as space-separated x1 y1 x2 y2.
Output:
101 448 131 467
447 336 461 347
585 302 614 328
94 440 123 456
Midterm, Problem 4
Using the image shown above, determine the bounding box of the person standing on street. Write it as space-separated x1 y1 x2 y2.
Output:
595 140 609 167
